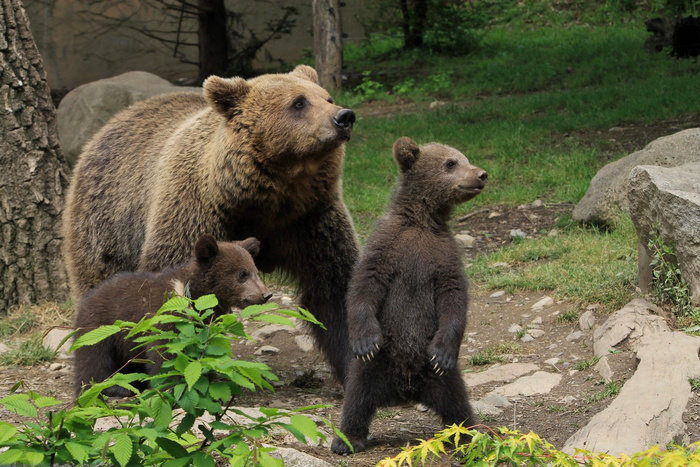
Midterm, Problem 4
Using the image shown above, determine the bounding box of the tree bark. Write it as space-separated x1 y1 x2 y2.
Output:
197 0 228 83
313 0 342 91
400 0 427 50
0 0 70 313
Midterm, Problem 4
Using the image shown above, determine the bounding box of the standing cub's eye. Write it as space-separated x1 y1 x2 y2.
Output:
292 97 307 110
238 270 249 280
445 159 458 170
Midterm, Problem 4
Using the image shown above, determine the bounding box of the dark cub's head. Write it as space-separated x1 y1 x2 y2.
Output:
191 234 272 314
393 136 487 209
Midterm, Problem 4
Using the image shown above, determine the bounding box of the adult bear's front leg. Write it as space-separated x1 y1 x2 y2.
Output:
275 200 359 384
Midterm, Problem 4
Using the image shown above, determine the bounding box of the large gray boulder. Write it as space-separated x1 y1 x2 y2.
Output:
57 71 201 167
573 128 700 226
628 162 700 304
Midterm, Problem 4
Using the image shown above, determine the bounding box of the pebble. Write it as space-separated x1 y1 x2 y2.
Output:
529 329 545 338
566 331 583 342
415 403 428 412
531 296 554 311
455 233 476 249
49 363 64 371
490 290 506 298
294 335 315 352
508 324 523 333
544 358 560 366
254 345 280 356
521 334 535 342
510 228 527 239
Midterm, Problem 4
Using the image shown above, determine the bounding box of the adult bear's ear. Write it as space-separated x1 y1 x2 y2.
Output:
195 234 219 263
203 76 250 119
238 237 261 258
393 137 420 173
290 65 319 85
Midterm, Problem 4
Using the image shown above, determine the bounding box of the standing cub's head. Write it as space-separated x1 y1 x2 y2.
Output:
393 136 487 208
203 65 355 161
190 234 272 313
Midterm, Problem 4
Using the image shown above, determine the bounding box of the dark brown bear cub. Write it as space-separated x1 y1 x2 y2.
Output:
331 137 487 454
73 234 271 397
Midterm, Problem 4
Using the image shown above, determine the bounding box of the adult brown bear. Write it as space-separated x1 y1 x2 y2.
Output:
63 66 358 383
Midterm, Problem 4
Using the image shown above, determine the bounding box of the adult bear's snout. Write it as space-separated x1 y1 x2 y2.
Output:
333 109 356 131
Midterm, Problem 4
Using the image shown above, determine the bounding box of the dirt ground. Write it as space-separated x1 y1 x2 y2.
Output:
2 116 700 465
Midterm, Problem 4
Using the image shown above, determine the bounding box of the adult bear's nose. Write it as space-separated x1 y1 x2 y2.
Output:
333 109 356 130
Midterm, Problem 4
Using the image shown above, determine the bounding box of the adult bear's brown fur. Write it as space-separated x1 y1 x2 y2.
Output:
63 65 359 382
331 137 487 454
73 234 271 397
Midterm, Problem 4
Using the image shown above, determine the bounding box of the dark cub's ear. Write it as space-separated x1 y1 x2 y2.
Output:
393 137 421 173
290 65 319 85
194 234 219 263
237 237 261 257
203 76 250 119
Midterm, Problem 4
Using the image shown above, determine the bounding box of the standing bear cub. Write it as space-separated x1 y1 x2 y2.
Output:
73 234 271 397
63 65 358 383
331 137 487 454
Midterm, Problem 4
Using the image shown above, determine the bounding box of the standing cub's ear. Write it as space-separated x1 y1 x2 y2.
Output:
237 237 261 257
290 65 319 85
194 234 219 263
393 137 421 173
203 76 250 119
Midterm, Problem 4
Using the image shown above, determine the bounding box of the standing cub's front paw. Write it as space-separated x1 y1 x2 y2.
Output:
331 435 365 454
428 343 457 375
351 333 382 362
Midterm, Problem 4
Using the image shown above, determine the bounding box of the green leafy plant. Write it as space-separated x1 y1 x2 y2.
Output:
377 424 700 466
0 335 55 367
585 380 621 403
648 228 700 322
354 71 384 102
0 295 336 466
574 357 601 371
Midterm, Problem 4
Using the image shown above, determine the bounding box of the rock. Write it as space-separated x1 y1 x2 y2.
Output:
530 316 543 325
455 233 477 249
563 331 700 456
594 356 613 382
294 335 315 352
560 395 577 404
254 345 280 356
57 71 201 166
566 331 583 342
49 363 64 371
573 128 700 227
508 324 523 333
579 310 596 331
490 290 506 298
250 324 298 341
492 371 562 397
482 392 512 407
628 162 700 303
510 229 527 239
531 296 554 311
42 328 73 358
0 343 8 353
490 262 509 269
547 229 559 237
592 298 669 357
528 329 545 338
520 334 535 342
268 447 332 467
472 400 502 416
532 199 544 208
463 363 539 387
488 211 502 218
415 403 428 412
544 358 560 366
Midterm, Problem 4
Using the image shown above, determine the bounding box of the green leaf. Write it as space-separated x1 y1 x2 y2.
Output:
163 458 192 467
34 396 63 408
184 361 202 390
156 437 189 458
65 441 90 465
192 450 216 467
111 433 133 467
194 294 218 311
0 422 18 444
21 451 45 466
240 303 278 318
175 413 195 436
0 394 37 417
178 389 200 413
258 451 284 467
290 415 320 441
0 449 22 465
150 397 173 428
252 314 295 327
159 296 191 313
70 325 121 350
209 382 232 402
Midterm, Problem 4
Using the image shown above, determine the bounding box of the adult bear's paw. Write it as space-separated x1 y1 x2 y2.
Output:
331 435 365 454
428 342 457 375
351 332 382 362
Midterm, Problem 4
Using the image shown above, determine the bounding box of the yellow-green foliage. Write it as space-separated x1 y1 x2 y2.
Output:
376 425 700 466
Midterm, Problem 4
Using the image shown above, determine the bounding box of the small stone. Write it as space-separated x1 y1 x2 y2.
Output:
532 199 544 208
482 392 512 407
595 356 613 382
416 403 429 412
488 211 502 218
548 229 559 237
294 335 315 352
254 345 280 356
560 395 577 405
490 290 506 298
548 343 559 350
586 303 601 311
510 229 527 239
49 363 64 371
531 316 543 325
455 233 476 249
250 324 296 341
521 334 535 342
472 400 502 416
579 310 596 331
529 329 545 338
508 324 523 333
532 296 554 311
0 343 9 353
544 358 560 366
566 331 583 342
279 296 295 307
490 262 509 269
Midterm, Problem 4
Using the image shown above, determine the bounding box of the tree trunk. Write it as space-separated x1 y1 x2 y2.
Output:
197 0 228 83
0 0 70 313
400 0 427 50
313 0 343 91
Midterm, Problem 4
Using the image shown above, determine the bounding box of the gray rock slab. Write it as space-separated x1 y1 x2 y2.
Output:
294 335 315 352
464 363 539 387
491 371 562 397
563 331 700 456
43 328 74 358
593 298 669 357
268 446 332 467
472 400 502 416
628 162 700 303
57 71 201 166
531 296 553 311
573 128 700 226
579 310 596 331
594 355 613 382
249 324 298 342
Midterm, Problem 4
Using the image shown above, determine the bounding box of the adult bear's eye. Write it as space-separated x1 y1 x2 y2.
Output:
292 97 307 110
327 97 334 104
445 159 457 170
238 270 249 280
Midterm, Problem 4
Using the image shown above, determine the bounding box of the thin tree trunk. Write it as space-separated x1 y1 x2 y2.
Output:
313 0 343 91
0 0 70 313
197 0 228 83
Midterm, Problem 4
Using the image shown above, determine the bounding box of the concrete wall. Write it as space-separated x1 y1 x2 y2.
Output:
25 0 370 90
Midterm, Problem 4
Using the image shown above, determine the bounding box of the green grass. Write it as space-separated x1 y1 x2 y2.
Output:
585 380 622 403
0 335 55 367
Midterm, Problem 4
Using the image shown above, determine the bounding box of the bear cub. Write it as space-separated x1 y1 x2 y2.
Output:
73 234 271 397
331 137 487 454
